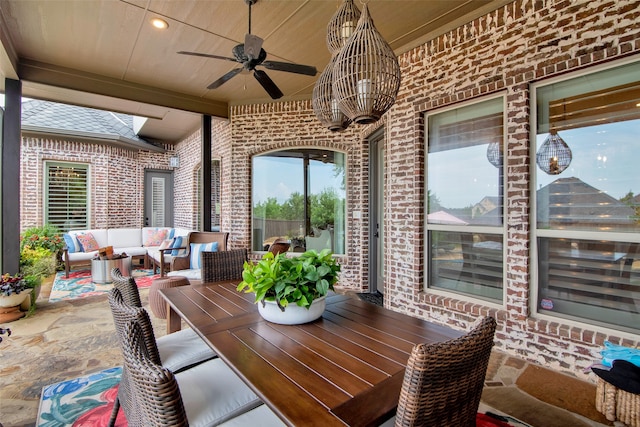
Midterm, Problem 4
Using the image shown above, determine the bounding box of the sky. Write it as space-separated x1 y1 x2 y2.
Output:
428 120 640 209
252 155 345 204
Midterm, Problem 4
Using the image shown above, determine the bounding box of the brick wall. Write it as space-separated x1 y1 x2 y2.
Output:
383 0 640 377
210 0 640 378
20 136 174 230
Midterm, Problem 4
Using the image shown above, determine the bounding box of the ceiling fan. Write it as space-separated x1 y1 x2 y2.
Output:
177 0 317 99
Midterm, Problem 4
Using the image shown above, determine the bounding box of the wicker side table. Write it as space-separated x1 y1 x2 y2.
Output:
148 276 190 319
595 377 640 427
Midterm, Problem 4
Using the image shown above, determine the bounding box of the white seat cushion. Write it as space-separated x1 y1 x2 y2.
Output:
218 404 285 427
157 328 215 372
176 357 262 427
168 269 201 281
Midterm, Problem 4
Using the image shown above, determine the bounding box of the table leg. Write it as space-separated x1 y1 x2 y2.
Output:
166 302 181 334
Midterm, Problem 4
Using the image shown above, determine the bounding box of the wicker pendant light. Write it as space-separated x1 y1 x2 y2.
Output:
486 142 503 168
332 3 401 124
313 55 352 131
536 131 572 175
326 0 361 55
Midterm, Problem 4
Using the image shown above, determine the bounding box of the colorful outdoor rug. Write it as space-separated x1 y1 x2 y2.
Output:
37 367 124 427
36 368 531 427
49 269 159 303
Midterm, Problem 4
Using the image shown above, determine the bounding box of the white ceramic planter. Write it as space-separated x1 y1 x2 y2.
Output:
258 296 326 325
0 289 30 308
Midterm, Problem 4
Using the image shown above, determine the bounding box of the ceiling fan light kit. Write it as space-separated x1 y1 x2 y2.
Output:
177 0 317 99
332 3 401 124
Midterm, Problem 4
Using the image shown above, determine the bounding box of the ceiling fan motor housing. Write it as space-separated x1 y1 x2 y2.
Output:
232 44 267 70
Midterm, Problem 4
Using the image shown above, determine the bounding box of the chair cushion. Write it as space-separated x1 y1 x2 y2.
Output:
168 269 202 281
190 242 218 269
176 357 261 427
156 328 216 372
218 404 284 427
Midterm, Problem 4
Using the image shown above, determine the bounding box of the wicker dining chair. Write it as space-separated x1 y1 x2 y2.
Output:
116 307 282 427
268 240 290 256
381 316 497 427
201 248 248 283
108 271 216 427
110 268 215 370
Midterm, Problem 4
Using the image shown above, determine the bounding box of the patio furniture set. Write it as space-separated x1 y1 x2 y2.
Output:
101 258 495 427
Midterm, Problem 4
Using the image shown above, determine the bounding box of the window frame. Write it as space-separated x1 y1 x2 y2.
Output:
530 56 640 335
44 160 90 232
250 146 348 255
423 93 507 306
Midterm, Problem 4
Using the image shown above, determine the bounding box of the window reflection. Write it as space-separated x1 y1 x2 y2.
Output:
426 96 505 302
251 149 346 254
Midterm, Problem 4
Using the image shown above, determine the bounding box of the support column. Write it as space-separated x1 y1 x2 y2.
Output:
2 78 21 274
201 115 212 232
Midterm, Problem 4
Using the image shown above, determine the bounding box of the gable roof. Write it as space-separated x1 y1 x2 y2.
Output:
20 100 165 152
537 177 636 227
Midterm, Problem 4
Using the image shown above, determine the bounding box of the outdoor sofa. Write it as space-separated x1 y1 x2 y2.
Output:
61 227 192 277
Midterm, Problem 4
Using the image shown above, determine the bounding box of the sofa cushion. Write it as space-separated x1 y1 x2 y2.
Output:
143 228 169 246
108 228 143 248
190 242 218 269
171 236 187 256
76 232 100 252
63 233 79 253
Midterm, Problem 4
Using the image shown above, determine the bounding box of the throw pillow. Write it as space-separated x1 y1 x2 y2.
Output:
63 233 78 253
76 232 100 252
158 239 174 250
143 228 168 247
190 242 218 269
171 236 186 256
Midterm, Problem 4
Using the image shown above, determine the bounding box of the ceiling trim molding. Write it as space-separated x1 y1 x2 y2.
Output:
18 59 229 118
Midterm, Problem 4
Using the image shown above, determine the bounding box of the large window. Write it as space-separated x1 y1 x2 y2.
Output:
45 162 89 232
251 149 346 254
425 96 505 303
534 60 640 333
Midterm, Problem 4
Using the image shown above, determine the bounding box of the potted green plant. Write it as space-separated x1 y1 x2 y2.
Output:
237 249 341 325
19 246 58 312
0 274 29 308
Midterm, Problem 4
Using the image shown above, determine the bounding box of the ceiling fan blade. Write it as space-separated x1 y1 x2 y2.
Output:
254 70 283 99
177 51 238 63
207 68 243 90
244 33 264 60
261 60 317 76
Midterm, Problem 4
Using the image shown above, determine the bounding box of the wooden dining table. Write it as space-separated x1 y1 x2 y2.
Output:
159 281 463 427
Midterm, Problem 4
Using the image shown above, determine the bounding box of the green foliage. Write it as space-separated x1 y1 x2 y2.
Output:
20 247 57 278
253 189 344 230
20 224 64 254
237 249 341 311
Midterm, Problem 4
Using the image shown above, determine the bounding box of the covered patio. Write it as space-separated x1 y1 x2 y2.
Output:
1 0 640 424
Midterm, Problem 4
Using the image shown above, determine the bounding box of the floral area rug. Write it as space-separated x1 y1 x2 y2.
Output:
37 367 126 427
35 368 531 427
49 269 159 303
